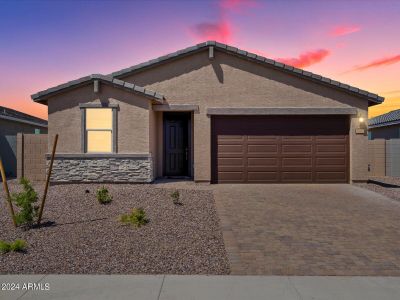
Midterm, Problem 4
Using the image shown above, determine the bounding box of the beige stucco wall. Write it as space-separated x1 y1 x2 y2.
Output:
120 49 369 182
47 84 151 154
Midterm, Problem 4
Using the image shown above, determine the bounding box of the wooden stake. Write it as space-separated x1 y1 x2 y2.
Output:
0 156 17 227
37 134 58 225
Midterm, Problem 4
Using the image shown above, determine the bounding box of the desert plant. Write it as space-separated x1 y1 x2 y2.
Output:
119 208 148 227
170 190 182 205
96 186 112 204
0 240 27 253
0 240 11 253
11 177 39 227
10 239 27 252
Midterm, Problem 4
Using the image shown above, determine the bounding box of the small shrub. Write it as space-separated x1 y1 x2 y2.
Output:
11 177 39 227
170 190 182 205
0 240 27 254
10 240 27 252
119 208 148 227
0 241 11 253
96 186 112 204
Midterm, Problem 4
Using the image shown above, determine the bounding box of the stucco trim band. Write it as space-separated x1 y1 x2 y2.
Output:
206 107 358 116
152 104 199 112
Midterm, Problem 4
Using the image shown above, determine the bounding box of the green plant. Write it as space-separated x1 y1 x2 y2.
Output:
11 177 39 227
96 186 112 204
170 190 182 205
0 241 11 253
0 240 27 254
10 240 27 252
119 208 148 227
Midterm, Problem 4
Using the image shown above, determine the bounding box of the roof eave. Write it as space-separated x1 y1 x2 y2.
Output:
112 40 384 105
31 74 164 104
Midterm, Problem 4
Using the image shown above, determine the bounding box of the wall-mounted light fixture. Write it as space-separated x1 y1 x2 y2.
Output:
357 112 365 123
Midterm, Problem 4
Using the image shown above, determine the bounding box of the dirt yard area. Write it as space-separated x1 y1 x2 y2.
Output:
355 177 400 202
0 181 229 274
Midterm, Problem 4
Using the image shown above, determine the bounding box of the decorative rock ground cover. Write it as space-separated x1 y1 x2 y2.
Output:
0 181 229 274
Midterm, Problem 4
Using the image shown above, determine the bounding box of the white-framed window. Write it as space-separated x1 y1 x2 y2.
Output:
85 108 113 153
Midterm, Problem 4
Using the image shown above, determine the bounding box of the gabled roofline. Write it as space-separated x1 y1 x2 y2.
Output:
112 41 384 105
368 119 400 129
0 114 48 128
31 74 164 104
368 109 400 128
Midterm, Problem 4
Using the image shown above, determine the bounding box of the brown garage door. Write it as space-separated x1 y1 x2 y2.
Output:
211 115 349 183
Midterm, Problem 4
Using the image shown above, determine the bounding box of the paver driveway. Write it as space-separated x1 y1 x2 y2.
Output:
213 184 400 275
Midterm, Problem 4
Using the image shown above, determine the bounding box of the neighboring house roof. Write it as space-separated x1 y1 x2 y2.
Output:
368 109 400 129
111 41 384 105
0 106 48 128
32 41 384 106
31 74 164 104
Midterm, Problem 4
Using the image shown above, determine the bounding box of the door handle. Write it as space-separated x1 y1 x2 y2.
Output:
185 148 188 161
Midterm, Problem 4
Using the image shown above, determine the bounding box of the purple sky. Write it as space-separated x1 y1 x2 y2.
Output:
0 0 399 119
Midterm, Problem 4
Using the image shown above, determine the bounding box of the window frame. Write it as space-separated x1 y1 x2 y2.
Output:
79 103 118 154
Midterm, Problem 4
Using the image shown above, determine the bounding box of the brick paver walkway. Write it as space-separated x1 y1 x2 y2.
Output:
213 184 400 275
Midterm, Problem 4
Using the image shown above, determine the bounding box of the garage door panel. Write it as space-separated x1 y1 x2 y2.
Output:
248 157 278 166
217 135 245 144
282 144 312 154
212 116 349 183
316 157 346 166
282 136 313 143
247 136 279 144
316 144 346 153
218 144 244 154
247 144 278 154
218 157 244 166
282 157 312 167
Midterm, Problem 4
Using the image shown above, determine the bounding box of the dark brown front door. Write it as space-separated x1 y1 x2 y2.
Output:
211 115 349 183
164 113 190 177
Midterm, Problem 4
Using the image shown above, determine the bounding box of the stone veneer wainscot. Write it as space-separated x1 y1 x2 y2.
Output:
46 154 153 183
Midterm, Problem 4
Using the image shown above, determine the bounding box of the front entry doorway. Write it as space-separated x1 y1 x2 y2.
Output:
163 112 191 177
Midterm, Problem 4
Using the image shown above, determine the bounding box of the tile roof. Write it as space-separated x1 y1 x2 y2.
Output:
32 41 384 106
31 74 164 103
111 41 384 105
0 106 47 127
368 109 400 128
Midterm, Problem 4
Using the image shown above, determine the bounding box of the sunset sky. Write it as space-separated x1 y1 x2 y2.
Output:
0 0 399 120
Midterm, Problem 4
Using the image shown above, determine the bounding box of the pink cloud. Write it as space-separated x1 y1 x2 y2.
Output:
191 20 232 43
219 0 258 12
275 49 331 68
190 0 258 43
330 25 361 37
349 54 400 72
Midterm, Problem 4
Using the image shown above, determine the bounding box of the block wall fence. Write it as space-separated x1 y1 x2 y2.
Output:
368 139 400 177
17 133 47 182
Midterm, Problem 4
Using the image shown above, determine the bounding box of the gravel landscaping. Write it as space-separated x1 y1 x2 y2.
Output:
355 177 400 202
0 181 229 274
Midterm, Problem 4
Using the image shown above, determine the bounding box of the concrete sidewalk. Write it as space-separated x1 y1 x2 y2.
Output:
1 275 400 300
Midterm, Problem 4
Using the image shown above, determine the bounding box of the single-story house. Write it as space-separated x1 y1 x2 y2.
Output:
369 109 400 140
0 106 48 178
32 41 384 184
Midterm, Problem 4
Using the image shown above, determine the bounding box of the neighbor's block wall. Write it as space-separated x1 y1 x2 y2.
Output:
17 133 47 181
368 139 386 177
386 139 400 177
